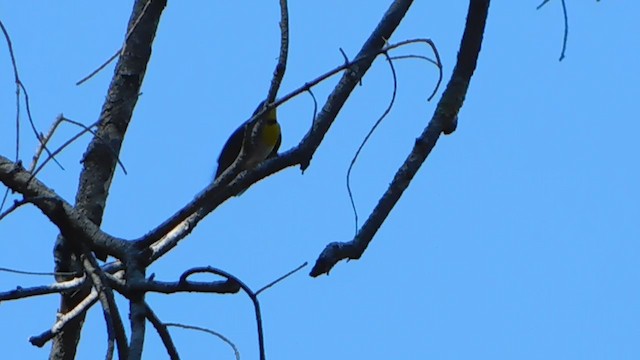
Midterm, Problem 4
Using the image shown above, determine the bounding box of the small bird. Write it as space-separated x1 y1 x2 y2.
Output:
214 101 281 181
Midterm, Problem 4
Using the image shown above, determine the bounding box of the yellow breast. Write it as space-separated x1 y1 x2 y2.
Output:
261 121 281 149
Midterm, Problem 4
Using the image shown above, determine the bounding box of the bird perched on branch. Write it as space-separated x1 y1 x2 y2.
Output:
214 101 281 182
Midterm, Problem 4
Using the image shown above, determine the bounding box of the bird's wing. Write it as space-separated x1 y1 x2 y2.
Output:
215 122 247 179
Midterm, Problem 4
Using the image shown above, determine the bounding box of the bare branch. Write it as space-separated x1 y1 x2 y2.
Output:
0 274 85 302
311 0 491 277
29 114 65 173
29 288 99 347
108 272 240 296
0 20 60 167
82 254 129 360
266 0 289 104
179 266 266 360
144 303 180 360
30 116 128 180
0 156 131 260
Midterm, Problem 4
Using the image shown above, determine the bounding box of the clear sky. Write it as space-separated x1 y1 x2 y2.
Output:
1 1 639 359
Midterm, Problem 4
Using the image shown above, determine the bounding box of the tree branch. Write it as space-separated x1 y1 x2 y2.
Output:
310 0 491 277
50 0 166 357
0 275 85 302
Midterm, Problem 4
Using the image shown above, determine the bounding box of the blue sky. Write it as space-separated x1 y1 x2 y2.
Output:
1 1 639 359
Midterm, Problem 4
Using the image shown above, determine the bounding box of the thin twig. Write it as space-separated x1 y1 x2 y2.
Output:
61 117 128 174
255 262 308 296
29 114 66 172
0 187 9 214
0 266 80 277
29 115 131 181
536 0 569 61
165 323 239 360
76 0 154 85
0 20 22 163
346 52 398 234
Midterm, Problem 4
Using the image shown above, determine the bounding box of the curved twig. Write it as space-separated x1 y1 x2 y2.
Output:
536 0 569 61
165 323 239 360
346 52 398 234
311 0 491 277
179 266 265 360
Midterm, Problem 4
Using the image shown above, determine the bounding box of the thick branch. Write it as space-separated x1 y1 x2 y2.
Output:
0 157 130 258
50 1 167 358
310 0 491 277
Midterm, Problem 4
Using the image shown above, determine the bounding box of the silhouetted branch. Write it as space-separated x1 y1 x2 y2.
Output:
0 156 131 260
266 0 289 104
537 0 569 61
255 262 307 296
311 0 491 277
82 254 128 360
165 323 240 360
0 20 61 168
0 274 85 302
29 288 99 347
144 303 180 360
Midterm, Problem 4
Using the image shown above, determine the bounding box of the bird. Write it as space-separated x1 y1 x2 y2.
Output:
214 100 281 182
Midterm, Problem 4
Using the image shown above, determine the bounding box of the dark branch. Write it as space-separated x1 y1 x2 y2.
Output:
311 0 491 277
0 275 85 302
145 303 180 360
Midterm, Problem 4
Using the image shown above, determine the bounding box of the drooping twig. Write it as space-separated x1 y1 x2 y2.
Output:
165 323 239 360
311 0 491 277
537 0 569 61
346 52 398 234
